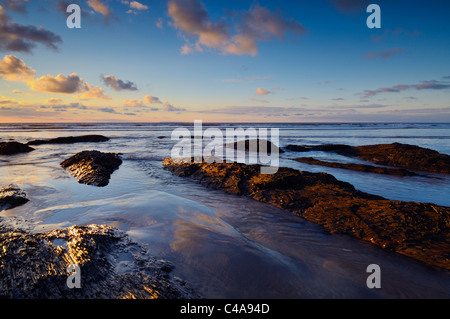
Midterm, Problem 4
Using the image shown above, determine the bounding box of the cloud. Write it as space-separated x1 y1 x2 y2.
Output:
1 0 29 14
155 18 163 29
360 79 450 98
27 71 111 100
168 0 229 52
39 102 87 111
46 98 64 104
76 83 111 100
144 95 162 104
101 75 138 91
365 48 405 60
249 98 269 103
168 0 307 56
256 88 270 96
0 5 62 53
0 54 36 81
87 0 111 18
123 99 145 107
121 0 149 14
98 107 119 114
129 1 148 10
97 107 138 116
163 101 185 112
29 73 84 94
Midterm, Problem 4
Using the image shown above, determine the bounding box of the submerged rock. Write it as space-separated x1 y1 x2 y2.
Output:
0 184 29 211
0 142 34 155
0 221 197 299
60 150 122 187
294 157 418 176
27 135 109 146
163 158 450 270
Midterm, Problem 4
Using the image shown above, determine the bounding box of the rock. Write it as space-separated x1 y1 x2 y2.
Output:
27 135 109 146
226 139 285 154
0 222 198 299
284 144 352 152
0 184 29 211
294 157 418 176
163 158 450 270
286 142 450 174
283 145 311 152
0 142 34 155
334 143 450 174
60 151 122 187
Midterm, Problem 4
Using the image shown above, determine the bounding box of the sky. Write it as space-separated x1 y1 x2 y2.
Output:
0 0 450 123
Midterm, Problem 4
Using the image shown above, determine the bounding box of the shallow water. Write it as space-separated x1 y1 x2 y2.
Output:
1 123 449 298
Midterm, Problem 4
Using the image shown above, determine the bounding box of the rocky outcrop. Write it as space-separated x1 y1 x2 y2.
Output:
294 157 418 176
0 221 197 299
336 143 450 174
27 135 109 146
0 142 34 155
285 142 450 174
163 158 450 270
226 139 285 154
60 151 122 187
0 184 29 211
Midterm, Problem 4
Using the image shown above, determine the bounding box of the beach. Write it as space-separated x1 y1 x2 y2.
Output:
1 122 449 298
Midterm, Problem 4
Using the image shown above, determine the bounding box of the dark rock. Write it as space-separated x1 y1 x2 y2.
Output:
0 142 34 155
286 142 450 174
163 158 450 270
0 222 198 299
0 184 29 210
283 145 311 152
334 143 450 174
294 157 418 176
27 135 109 146
157 136 166 139
284 144 352 153
60 151 122 187
226 139 285 154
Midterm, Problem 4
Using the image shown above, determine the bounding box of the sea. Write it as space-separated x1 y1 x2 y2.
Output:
0 122 449 298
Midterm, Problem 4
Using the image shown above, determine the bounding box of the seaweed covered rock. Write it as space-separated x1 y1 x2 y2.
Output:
0 184 29 211
60 150 122 187
337 143 450 174
285 142 450 174
163 158 450 270
0 222 197 299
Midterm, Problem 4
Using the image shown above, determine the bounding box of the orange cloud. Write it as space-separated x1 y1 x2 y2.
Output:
0 55 36 81
87 0 110 17
144 95 162 104
256 88 270 96
30 73 83 94
75 83 111 100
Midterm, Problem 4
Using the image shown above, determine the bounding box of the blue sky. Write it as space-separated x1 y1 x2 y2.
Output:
0 0 449 122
